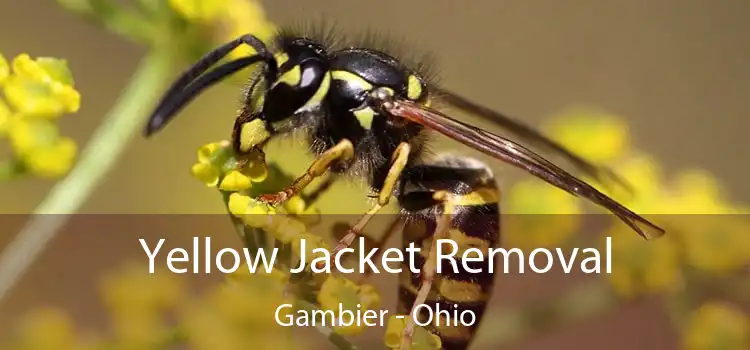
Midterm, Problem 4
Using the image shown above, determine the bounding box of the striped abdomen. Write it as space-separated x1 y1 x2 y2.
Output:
396 157 500 350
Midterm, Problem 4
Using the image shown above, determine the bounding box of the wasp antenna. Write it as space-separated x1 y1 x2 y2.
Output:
144 34 276 137
144 56 268 136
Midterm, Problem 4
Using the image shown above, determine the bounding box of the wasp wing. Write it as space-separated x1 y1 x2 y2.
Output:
385 98 665 239
434 88 632 194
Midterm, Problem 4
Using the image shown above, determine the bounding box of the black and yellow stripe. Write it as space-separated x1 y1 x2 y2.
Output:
397 158 500 350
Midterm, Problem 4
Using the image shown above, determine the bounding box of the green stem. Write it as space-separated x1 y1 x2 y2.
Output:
60 0 155 44
0 50 173 304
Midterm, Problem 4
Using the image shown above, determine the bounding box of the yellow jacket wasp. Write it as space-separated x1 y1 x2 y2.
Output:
144 25 665 350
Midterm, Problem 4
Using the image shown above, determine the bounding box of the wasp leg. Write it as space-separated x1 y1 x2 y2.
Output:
258 139 354 205
400 191 455 350
353 217 403 284
300 174 339 208
145 34 274 136
328 142 411 257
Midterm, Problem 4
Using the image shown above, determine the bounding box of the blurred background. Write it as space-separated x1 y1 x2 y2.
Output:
0 0 748 349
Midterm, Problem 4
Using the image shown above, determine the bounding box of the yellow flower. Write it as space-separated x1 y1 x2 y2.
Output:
650 170 750 272
7 117 56 155
212 277 288 326
23 136 77 178
0 98 12 135
545 108 631 163
596 155 750 275
191 162 220 186
12 54 74 83
227 192 253 216
13 308 80 350
4 54 80 118
506 179 583 215
228 192 277 227
604 226 682 299
168 0 227 23
243 149 269 182
111 311 164 348
292 233 331 268
7 118 78 178
317 276 381 335
190 141 268 189
3 74 77 118
678 214 750 273
267 215 308 243
181 272 301 350
193 142 313 245
684 302 749 350
197 141 227 163
0 53 80 181
664 169 731 214
277 194 321 231
100 263 185 317
0 54 8 85
588 153 673 240
283 195 307 215
98 264 185 348
384 315 442 350
600 153 665 209
228 266 290 286
504 179 582 249
190 141 230 187
219 170 253 191
220 0 277 60
168 0 277 60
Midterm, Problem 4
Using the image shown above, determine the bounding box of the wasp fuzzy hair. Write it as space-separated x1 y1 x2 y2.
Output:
274 19 440 90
